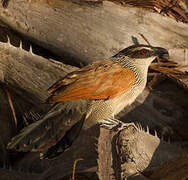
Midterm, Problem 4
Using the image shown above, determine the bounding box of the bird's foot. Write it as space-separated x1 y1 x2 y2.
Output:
99 118 136 131
99 117 121 130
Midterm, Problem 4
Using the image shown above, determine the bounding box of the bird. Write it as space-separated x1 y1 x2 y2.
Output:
7 44 169 159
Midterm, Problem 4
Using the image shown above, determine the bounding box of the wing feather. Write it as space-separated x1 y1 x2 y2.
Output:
47 60 135 103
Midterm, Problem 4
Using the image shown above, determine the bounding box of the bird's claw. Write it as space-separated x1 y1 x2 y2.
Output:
99 117 123 131
99 118 136 131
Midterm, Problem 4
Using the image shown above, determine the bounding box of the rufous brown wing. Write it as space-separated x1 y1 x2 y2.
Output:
47 60 135 103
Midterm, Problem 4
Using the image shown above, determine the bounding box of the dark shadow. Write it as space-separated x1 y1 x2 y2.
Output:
112 132 122 180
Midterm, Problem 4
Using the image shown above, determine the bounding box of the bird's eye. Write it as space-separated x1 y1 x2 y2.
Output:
141 49 147 55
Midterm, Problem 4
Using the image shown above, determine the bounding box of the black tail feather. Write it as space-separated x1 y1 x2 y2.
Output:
7 103 83 152
41 114 85 159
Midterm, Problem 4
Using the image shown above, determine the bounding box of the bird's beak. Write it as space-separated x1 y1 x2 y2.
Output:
154 47 169 60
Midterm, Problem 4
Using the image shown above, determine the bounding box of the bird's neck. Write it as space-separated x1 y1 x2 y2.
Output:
112 56 152 88
127 60 149 88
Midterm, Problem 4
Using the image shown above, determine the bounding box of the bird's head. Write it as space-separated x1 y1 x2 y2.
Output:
116 44 169 66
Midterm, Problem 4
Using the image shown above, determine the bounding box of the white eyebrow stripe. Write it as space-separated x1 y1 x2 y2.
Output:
134 47 152 51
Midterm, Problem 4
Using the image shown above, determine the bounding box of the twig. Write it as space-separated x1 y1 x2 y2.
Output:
72 158 83 180
5 88 17 127
139 33 151 46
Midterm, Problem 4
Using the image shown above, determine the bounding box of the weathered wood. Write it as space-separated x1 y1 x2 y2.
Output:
97 128 116 180
97 123 187 179
0 40 77 103
0 0 188 64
